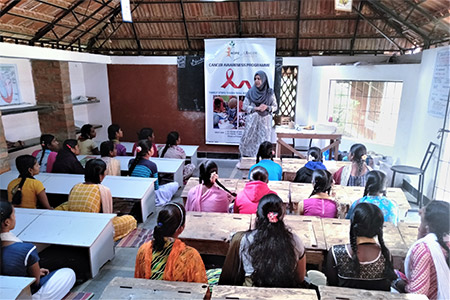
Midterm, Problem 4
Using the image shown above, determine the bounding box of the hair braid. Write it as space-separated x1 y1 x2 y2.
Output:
377 228 397 280
436 232 450 267
349 224 360 276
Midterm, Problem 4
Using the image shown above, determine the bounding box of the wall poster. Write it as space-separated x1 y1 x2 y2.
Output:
0 64 21 106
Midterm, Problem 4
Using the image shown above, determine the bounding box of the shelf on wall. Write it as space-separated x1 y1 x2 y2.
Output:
0 104 52 116
7 137 41 153
72 99 100 106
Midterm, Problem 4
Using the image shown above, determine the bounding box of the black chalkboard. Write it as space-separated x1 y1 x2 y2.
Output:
177 56 205 111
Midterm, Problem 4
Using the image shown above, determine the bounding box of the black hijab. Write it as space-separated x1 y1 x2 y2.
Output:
245 70 274 116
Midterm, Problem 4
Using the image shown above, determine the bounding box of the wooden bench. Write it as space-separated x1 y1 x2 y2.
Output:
238 157 282 179
99 277 208 299
12 208 116 278
319 285 428 300
212 285 318 299
0 276 35 300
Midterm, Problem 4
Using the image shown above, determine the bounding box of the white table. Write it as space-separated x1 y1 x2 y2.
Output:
78 155 184 187
13 208 115 278
122 142 199 166
0 276 35 300
0 171 48 190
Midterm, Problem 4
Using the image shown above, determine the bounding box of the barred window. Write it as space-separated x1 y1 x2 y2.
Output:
278 66 298 119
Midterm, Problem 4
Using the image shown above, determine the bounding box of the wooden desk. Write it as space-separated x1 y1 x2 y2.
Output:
321 218 408 269
100 277 208 300
14 209 115 278
275 127 342 160
212 285 318 300
238 157 282 179
398 222 419 249
281 158 307 181
0 276 36 300
319 286 428 300
178 212 251 256
235 180 291 210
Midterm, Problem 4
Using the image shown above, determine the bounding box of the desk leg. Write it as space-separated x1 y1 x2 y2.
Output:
276 139 281 158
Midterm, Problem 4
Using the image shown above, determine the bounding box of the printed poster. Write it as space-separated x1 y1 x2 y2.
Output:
205 38 276 145
0 64 21 106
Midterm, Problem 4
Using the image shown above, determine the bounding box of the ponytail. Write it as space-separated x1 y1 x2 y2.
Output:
129 140 152 175
38 134 54 166
153 203 186 252
256 141 273 163
161 131 179 158
350 144 367 186
309 169 332 197
12 155 37 205
349 223 360 275
363 170 387 197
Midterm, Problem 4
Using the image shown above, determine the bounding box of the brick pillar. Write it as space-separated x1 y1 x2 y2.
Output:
31 60 75 142
0 111 11 174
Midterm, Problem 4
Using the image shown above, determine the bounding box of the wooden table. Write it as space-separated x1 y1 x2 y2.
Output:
319 286 428 300
275 127 342 160
281 158 307 181
0 276 36 300
212 285 318 300
178 211 251 256
99 277 208 299
238 157 282 179
236 179 291 209
398 222 420 249
321 218 409 269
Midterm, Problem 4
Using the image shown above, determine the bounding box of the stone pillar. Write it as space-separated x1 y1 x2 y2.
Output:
0 111 11 174
31 60 75 142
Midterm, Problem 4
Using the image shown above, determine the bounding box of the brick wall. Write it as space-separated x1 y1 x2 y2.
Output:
0 110 11 174
31 60 75 142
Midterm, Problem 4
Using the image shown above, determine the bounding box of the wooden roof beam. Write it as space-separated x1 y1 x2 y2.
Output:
404 0 450 31
350 1 363 55
0 0 21 18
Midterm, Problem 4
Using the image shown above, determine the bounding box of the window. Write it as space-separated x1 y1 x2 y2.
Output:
327 80 403 145
278 66 298 119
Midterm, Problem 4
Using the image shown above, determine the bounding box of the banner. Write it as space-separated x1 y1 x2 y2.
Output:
205 38 276 145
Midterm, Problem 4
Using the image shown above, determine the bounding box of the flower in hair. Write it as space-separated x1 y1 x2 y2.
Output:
157 222 163 226
136 146 142 153
361 154 368 161
267 212 278 223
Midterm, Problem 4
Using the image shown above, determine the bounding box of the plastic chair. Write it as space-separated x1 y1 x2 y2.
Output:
391 142 438 208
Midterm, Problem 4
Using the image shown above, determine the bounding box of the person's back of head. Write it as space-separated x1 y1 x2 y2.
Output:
129 139 153 174
423 200 450 267
12 155 38 205
161 131 179 158
249 194 298 287
100 141 115 157
0 200 14 269
80 124 93 139
349 203 396 280
107 124 121 141
308 147 322 162
256 141 274 163
249 166 269 183
310 169 332 197
153 203 186 251
199 160 218 186
363 170 387 197
84 159 106 184
61 139 78 154
349 143 367 164
137 128 154 141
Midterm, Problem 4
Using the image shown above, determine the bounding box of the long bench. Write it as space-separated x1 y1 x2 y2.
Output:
12 208 115 278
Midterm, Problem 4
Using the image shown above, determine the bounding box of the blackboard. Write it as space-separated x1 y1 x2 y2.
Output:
177 56 205 111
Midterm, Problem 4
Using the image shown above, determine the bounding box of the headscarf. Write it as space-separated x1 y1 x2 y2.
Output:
245 70 274 117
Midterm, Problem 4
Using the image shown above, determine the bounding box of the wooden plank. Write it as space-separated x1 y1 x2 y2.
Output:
284 215 326 251
212 285 318 300
99 277 208 299
281 158 307 181
319 285 428 300
181 177 199 198
398 222 420 249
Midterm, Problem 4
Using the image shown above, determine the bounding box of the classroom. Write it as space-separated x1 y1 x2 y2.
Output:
0 0 449 299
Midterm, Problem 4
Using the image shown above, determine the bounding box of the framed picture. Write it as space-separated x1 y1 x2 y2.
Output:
0 64 21 106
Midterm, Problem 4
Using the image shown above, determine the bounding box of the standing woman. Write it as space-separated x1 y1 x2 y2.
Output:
32 134 60 173
239 71 277 158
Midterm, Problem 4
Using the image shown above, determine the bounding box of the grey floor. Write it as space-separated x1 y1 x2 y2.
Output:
72 158 420 299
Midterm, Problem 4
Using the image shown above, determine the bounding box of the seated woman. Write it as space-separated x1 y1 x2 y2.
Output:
129 140 179 206
333 144 371 186
32 134 60 173
293 147 327 183
77 124 100 155
160 131 195 181
186 160 235 213
393 201 449 300
298 169 337 218
248 141 282 181
100 141 121 176
132 127 158 157
1 201 76 299
107 124 127 156
220 194 306 287
62 159 136 241
52 139 84 174
234 166 276 214
135 202 207 282
346 170 399 225
7 155 52 209
325 203 396 291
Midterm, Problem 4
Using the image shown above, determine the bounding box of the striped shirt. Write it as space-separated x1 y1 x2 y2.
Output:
128 158 159 190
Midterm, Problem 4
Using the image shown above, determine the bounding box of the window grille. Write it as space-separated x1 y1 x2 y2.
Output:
278 66 298 119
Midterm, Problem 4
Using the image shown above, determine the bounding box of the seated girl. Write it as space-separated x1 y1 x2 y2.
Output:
107 124 127 156
186 160 235 213
293 147 327 183
32 134 60 173
346 170 399 225
100 141 121 176
234 166 276 214
62 159 136 241
135 202 207 283
297 169 337 218
7 155 52 209
129 140 179 206
248 141 282 181
132 127 158 157
393 200 449 300
52 139 84 174
160 131 195 181
333 144 371 186
325 203 396 291
77 124 99 155
1 201 76 299
220 194 306 287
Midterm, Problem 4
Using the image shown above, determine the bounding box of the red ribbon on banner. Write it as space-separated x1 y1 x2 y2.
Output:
221 68 251 89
